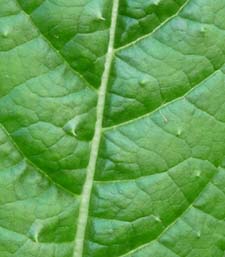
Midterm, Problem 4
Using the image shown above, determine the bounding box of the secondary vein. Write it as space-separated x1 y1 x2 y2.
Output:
73 1 120 256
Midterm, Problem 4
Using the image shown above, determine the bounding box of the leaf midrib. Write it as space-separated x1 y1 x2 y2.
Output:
72 1 120 256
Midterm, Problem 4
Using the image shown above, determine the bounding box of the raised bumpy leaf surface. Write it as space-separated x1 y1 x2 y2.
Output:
1 0 225 257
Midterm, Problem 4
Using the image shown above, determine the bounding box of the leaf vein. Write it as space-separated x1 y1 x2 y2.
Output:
119 168 219 257
115 0 191 52
104 69 224 131
15 0 97 92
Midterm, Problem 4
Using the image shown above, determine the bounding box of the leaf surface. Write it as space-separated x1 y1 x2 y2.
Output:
1 0 225 257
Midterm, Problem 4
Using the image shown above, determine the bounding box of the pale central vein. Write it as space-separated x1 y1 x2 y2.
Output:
73 1 120 257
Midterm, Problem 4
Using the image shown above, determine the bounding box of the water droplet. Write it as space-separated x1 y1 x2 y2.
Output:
195 170 201 177
176 128 182 137
63 115 82 137
63 113 93 140
200 26 207 34
28 220 43 243
2 27 10 38
139 79 148 87
153 215 161 222
160 111 168 123
95 11 105 21
153 0 160 6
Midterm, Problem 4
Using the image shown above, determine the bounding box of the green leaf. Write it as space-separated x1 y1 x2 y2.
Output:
1 0 225 257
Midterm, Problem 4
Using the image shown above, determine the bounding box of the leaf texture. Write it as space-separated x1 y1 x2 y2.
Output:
1 0 225 257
